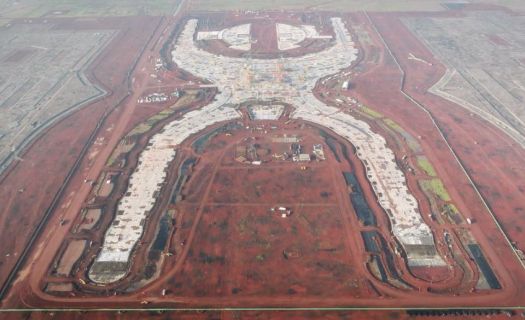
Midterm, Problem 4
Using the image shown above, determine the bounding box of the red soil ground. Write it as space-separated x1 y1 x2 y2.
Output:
2 7 525 316
251 20 278 53
0 112 409 308
0 310 452 320
12 114 508 310
158 128 372 299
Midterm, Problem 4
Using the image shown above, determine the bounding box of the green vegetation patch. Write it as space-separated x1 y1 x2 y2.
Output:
106 91 198 166
359 105 423 153
383 118 402 132
127 98 190 137
420 179 451 202
128 122 152 136
128 109 174 136
446 203 459 214
416 156 437 177
405 136 421 153
360 106 383 118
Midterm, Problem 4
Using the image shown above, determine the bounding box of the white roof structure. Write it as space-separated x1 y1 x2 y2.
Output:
248 104 284 120
197 24 251 51
89 67 240 282
91 17 443 283
276 23 332 51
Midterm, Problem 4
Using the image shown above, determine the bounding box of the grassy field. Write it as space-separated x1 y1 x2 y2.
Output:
0 0 180 17
416 156 437 177
1 0 523 17
189 0 525 12
360 105 383 118
420 178 451 202
383 118 403 131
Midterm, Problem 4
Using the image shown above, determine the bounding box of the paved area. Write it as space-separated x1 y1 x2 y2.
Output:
404 11 525 146
0 22 113 173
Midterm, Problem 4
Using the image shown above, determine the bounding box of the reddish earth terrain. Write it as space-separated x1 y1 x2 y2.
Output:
8 112 518 310
251 21 278 52
0 6 524 318
5 309 496 320
143 124 379 301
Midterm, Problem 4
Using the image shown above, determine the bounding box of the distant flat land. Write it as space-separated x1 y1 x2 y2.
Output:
191 0 444 11
1 0 524 17
404 10 525 146
190 0 525 11
0 21 112 172
0 0 181 17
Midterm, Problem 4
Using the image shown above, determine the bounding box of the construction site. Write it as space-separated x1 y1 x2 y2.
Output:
0 2 525 319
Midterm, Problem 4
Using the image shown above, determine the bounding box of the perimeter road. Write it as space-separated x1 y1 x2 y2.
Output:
0 306 524 312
